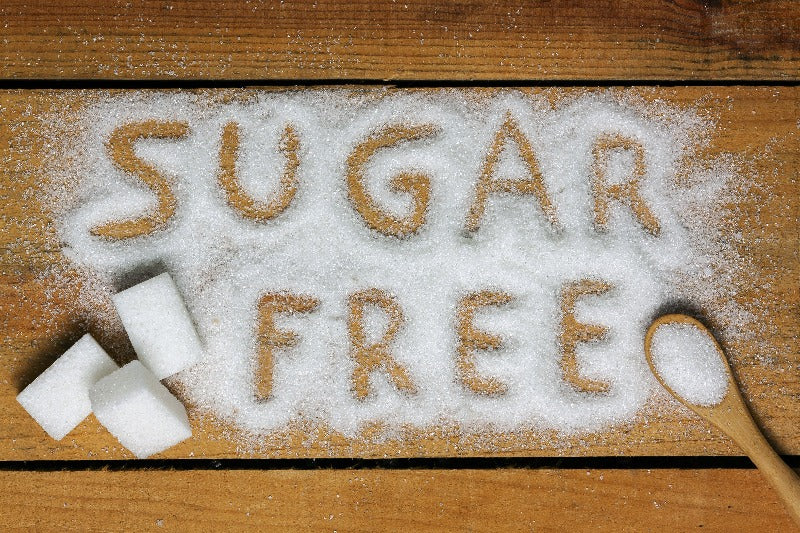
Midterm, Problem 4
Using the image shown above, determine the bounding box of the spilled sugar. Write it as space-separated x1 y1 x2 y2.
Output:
649 323 729 407
37 89 758 447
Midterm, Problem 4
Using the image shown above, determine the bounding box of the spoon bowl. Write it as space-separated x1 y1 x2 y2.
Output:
645 314 800 525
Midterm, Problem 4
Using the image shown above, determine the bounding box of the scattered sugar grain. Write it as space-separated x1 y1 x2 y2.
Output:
89 360 192 458
649 323 729 406
16 334 118 440
40 89 759 448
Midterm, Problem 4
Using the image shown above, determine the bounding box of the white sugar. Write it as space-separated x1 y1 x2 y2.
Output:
649 323 729 406
17 334 118 440
112 272 204 379
40 89 756 448
89 360 192 458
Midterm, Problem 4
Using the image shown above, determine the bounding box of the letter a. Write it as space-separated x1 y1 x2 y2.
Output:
465 114 558 233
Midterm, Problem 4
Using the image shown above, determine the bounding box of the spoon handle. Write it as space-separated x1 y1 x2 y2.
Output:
741 429 800 525
720 389 800 525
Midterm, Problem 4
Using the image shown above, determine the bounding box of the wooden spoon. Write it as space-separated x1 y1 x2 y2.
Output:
644 313 800 525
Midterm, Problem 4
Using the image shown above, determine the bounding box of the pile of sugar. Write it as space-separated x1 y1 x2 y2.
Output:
41 89 755 446
649 323 729 406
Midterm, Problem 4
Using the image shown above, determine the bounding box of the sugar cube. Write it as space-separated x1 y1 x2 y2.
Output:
89 360 192 458
112 272 204 379
17 334 118 441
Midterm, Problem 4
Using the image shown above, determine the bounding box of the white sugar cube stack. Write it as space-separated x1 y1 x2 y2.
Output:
17 272 204 458
16 334 118 440
112 272 203 379
89 360 192 459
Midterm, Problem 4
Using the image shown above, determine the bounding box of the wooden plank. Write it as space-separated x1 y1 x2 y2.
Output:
0 86 797 460
1 468 798 531
1 0 799 81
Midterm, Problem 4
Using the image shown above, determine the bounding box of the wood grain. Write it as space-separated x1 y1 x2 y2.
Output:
1 0 799 81
0 86 797 460
1 468 798 532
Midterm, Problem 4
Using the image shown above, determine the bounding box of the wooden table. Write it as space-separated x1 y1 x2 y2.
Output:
1 1 798 530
